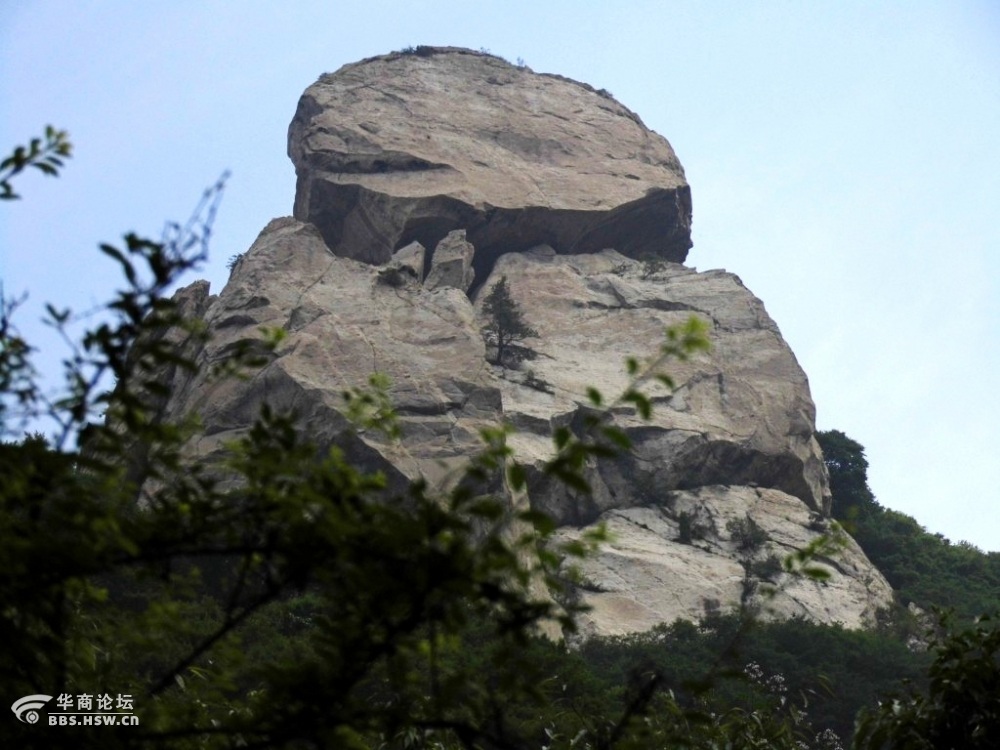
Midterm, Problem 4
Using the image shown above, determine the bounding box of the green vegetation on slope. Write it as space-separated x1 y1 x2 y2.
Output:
818 429 1000 621
578 614 928 742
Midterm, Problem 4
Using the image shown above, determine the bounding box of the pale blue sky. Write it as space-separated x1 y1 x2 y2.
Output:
3 1 998 549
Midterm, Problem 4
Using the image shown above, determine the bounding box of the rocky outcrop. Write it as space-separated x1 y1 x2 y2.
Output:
554 486 893 635
425 229 476 292
154 218 888 631
164 217 499 491
151 48 893 634
485 249 830 521
391 241 425 282
288 47 691 281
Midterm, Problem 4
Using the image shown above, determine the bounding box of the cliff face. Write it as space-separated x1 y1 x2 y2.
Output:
288 47 691 276
160 48 893 633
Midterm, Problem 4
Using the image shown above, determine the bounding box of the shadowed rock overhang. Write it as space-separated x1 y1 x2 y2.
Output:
288 46 692 275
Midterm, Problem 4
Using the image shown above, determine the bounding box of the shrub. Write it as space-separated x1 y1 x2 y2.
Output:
751 554 784 582
397 45 437 57
678 509 712 544
727 515 770 556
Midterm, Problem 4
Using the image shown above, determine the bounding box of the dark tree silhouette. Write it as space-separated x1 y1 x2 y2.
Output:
481 275 538 366
817 429 879 520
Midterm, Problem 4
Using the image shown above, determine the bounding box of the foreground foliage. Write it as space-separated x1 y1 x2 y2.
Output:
854 612 1000 749
3 131 998 749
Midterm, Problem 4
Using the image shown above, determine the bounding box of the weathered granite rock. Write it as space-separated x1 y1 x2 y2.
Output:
425 229 476 292
153 221 892 633
391 240 425 282
163 217 499 491
480 250 832 521
148 50 896 635
552 486 894 635
288 47 691 278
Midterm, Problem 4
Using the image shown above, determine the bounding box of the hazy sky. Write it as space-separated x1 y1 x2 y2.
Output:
2 2 998 549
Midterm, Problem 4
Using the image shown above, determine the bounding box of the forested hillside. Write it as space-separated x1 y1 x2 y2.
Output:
818 429 1000 622
540 430 1000 741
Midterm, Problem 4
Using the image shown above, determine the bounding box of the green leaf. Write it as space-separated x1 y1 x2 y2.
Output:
655 373 676 390
548 464 591 494
802 565 831 581
623 390 652 419
600 426 631 451
553 426 571 450
44 304 71 324
468 498 504 521
560 540 588 557
507 462 527 491
517 509 556 535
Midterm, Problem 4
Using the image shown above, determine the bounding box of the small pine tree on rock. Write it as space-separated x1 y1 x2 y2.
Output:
481 275 538 367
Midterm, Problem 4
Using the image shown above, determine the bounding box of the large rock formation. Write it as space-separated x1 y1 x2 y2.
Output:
288 47 691 283
158 48 893 633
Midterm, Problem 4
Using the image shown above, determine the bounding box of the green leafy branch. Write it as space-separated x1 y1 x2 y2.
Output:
0 125 72 200
3 173 229 448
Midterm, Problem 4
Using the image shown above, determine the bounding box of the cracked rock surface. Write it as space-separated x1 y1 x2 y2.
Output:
488 248 831 521
554 486 894 635
153 49 893 634
289 47 691 277
157 223 891 631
